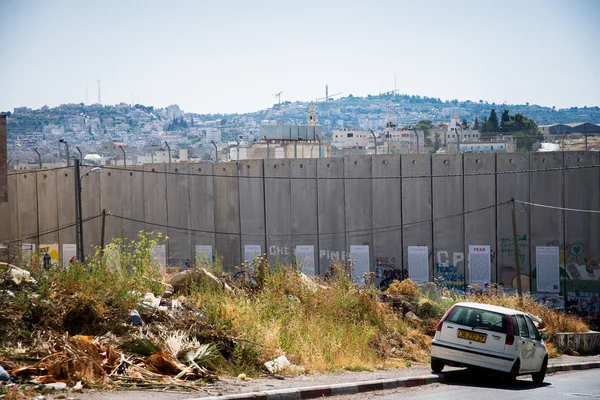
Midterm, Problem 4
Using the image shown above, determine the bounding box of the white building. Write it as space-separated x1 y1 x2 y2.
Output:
203 128 222 143
331 128 372 148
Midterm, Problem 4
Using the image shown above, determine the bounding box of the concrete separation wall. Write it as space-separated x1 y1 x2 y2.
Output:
1 151 599 322
554 332 600 354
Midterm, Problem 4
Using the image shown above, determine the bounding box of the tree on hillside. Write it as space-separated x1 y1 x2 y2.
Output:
474 116 479 130
500 108 510 130
487 109 499 132
462 118 468 129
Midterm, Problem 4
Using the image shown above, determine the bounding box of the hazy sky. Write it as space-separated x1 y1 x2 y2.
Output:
1 0 599 114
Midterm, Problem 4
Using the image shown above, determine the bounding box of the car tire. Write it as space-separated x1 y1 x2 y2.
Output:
505 360 520 384
431 358 444 373
532 356 548 384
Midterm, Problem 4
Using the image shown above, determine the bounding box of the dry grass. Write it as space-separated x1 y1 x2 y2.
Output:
455 287 590 340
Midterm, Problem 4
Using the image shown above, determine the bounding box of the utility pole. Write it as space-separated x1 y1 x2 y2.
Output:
74 159 84 263
510 199 523 307
584 123 588 151
59 139 70 166
119 145 126 167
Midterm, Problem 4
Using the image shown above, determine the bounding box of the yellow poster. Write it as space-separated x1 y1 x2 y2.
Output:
40 244 59 268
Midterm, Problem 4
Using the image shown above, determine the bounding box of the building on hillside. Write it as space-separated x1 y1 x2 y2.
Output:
228 138 330 160
101 141 128 157
538 122 600 140
449 137 515 153
331 128 371 148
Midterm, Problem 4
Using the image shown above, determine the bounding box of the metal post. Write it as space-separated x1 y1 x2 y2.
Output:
59 139 70 166
119 145 126 167
267 140 271 159
165 141 171 163
33 148 42 169
74 159 84 263
316 134 322 158
294 140 297 159
510 199 523 307
100 209 107 254
370 130 377 155
211 140 218 162
75 146 83 164
584 124 588 151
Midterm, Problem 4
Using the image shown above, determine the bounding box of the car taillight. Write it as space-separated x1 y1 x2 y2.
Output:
436 305 456 332
505 314 515 345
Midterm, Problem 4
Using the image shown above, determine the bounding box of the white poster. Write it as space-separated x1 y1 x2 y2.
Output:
244 245 262 264
152 244 167 266
295 245 315 276
105 243 121 268
536 246 560 293
468 245 491 286
349 245 370 286
195 245 213 265
408 246 429 284
21 243 36 266
62 244 77 269
40 244 59 268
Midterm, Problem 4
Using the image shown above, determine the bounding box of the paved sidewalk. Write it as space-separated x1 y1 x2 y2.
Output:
73 354 600 400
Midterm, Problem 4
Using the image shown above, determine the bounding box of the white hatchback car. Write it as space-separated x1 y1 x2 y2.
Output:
431 302 549 383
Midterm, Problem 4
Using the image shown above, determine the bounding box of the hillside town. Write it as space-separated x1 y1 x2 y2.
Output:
3 92 600 169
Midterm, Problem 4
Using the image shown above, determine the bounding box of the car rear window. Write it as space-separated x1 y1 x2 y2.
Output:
446 306 506 333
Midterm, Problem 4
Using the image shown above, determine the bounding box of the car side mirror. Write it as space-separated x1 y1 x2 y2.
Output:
541 333 549 341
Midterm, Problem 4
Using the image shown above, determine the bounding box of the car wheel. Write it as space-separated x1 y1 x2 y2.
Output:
431 358 444 373
505 360 519 384
532 356 548 384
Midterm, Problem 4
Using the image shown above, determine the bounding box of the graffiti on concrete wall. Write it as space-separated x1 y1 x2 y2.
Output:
435 250 465 290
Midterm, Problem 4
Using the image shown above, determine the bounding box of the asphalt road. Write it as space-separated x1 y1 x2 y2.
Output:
328 369 600 400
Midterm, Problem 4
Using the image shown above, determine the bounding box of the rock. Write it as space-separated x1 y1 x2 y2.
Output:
142 292 161 309
169 268 233 293
73 381 83 392
405 311 422 323
2 263 36 286
44 382 67 390
162 291 173 299
287 295 301 304
158 306 169 312
264 355 291 374
0 364 10 381
171 299 182 309
55 395 68 399
128 310 144 326
572 350 580 356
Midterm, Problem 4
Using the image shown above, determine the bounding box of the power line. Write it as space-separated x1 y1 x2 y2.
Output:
5 214 103 244
514 199 600 214
107 201 510 238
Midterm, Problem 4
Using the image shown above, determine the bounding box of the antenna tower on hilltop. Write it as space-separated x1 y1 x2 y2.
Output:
274 91 283 125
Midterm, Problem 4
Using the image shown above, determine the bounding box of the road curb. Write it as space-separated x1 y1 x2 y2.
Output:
547 361 600 373
186 362 600 400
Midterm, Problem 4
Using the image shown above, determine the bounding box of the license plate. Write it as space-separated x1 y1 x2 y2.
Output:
458 329 487 343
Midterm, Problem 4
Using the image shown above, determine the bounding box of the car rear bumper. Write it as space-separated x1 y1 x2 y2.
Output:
431 339 515 373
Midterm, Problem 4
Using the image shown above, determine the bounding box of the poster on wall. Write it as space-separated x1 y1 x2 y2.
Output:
408 246 429 284
21 243 36 266
244 245 262 267
39 244 59 268
349 245 370 285
536 246 560 293
105 243 121 268
152 245 166 267
468 245 491 286
62 244 77 269
295 245 315 276
195 245 213 265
